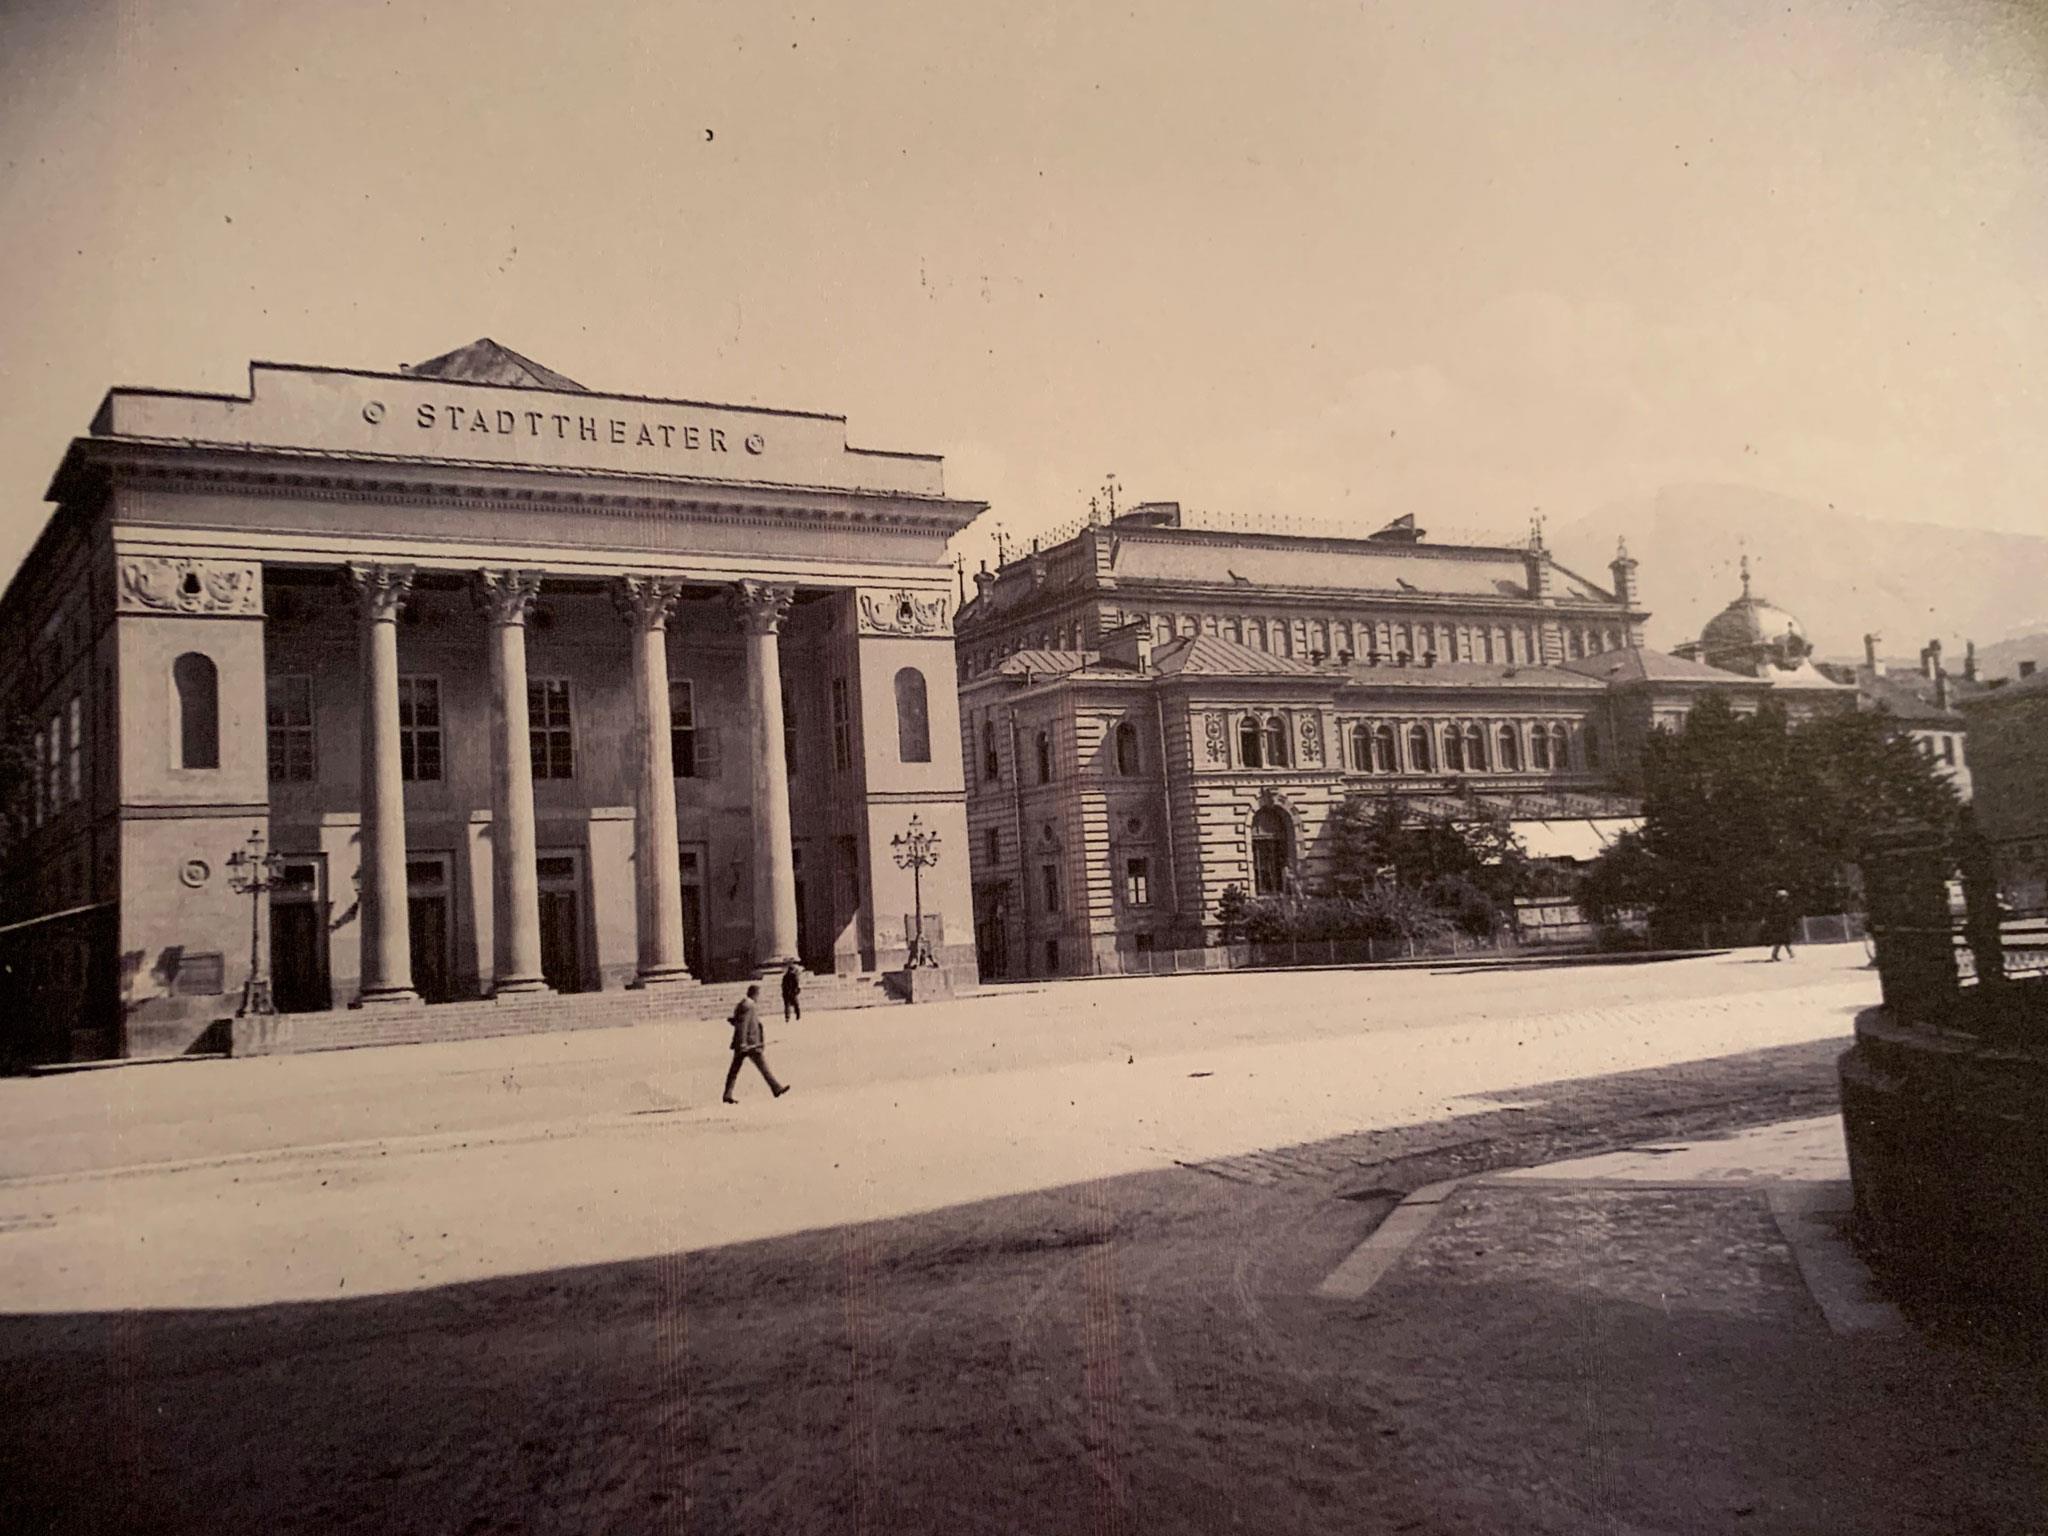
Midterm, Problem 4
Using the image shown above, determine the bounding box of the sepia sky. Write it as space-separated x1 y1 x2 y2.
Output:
1 0 2044 586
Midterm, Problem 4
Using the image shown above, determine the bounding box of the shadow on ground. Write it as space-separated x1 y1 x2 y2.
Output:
5 1039 2040 1536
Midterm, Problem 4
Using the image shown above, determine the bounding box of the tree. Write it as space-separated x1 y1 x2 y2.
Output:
1588 695 1961 933
1214 884 1251 945
1326 792 1531 905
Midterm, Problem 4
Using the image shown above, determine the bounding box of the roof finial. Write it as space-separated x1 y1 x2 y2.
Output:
1739 552 1752 599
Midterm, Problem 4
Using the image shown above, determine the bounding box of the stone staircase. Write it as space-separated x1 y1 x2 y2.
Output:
229 969 906 1058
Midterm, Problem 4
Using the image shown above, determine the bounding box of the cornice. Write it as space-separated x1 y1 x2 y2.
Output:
55 437 986 536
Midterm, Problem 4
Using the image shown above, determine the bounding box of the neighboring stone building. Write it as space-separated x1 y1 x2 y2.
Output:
1957 659 2048 907
1823 635 1981 799
0 340 983 1064
954 505 1767 980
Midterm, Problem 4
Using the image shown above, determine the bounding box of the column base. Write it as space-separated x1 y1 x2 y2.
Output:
355 987 420 1008
634 964 697 987
754 958 803 980
490 977 554 998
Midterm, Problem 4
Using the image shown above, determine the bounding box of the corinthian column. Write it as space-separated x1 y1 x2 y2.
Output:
347 562 418 1005
728 579 801 975
474 569 550 995
615 575 691 983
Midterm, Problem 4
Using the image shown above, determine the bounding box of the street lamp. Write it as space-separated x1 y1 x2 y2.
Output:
226 826 287 1017
890 814 942 969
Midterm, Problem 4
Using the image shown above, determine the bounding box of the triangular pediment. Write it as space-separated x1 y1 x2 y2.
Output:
406 338 587 392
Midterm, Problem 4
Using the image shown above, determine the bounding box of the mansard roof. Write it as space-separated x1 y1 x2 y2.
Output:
407 338 588 392
1152 634 1321 677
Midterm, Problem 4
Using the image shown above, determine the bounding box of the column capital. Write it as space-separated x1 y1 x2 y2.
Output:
728 579 795 636
472 568 544 627
346 562 416 623
613 574 685 633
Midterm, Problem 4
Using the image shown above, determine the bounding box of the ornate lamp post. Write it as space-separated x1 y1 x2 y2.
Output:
890 814 942 968
226 826 287 1017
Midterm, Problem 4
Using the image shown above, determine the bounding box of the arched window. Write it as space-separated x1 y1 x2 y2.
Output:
1407 723 1433 772
1114 720 1139 776
1530 723 1552 770
173 652 219 770
1264 715 1289 767
982 719 1000 781
1349 723 1371 771
1497 724 1522 771
1464 723 1487 771
1154 615 1174 644
1179 615 1199 639
1239 714 1264 768
1036 730 1053 784
894 667 931 762
1275 623 1294 658
1550 722 1571 768
1225 618 1243 643
1569 629 1586 659
1250 805 1292 896
1372 723 1397 773
1443 724 1466 772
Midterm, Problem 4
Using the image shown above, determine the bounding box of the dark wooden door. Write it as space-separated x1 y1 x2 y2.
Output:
271 903 330 1012
679 883 704 978
540 890 582 993
408 896 450 1002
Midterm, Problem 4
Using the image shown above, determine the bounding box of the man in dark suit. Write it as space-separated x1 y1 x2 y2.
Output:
723 983 790 1103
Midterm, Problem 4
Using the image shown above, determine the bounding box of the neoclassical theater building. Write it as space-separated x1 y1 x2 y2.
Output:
955 503 1820 979
0 341 981 1063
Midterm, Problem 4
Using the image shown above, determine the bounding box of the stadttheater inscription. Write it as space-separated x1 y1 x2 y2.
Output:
385 400 766 456
90 362 949 497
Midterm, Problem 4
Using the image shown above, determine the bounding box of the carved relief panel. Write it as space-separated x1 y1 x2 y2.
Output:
855 587 952 637
117 556 263 617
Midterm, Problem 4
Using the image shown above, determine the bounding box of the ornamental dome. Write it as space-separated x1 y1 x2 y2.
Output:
1696 556 1806 671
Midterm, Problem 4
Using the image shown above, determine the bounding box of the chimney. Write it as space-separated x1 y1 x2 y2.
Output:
1524 545 1553 604
1863 633 1882 675
973 561 996 603
2021 660 2038 680
1964 640 1978 683
1608 536 1639 609
1096 619 1154 674
1935 668 1950 711
1921 639 1941 680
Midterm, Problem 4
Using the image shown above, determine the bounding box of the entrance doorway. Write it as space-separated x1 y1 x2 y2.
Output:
537 851 585 993
678 845 707 978
270 856 330 1012
974 882 1011 980
406 855 453 1003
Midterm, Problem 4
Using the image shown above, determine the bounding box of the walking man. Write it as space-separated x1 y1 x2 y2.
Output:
723 983 790 1103
1766 888 1799 962
781 961 802 1023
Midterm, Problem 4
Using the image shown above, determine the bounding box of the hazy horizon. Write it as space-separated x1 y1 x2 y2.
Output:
3 0 2044 589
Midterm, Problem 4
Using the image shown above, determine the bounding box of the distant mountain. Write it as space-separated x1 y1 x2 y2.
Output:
1552 485 2048 664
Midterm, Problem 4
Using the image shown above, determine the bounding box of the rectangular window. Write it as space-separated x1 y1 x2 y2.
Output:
1045 938 1060 973
830 677 853 772
1134 932 1155 958
31 728 44 826
65 695 82 804
1942 736 1957 766
1041 862 1061 914
398 676 442 782
1124 857 1151 907
529 679 575 780
47 717 61 811
266 674 316 782
985 826 1001 867
670 679 697 777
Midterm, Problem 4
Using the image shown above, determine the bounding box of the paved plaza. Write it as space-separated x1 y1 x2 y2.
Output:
5 946 2042 1533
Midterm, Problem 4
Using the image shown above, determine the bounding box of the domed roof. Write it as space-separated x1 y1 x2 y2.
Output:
1699 557 1804 655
